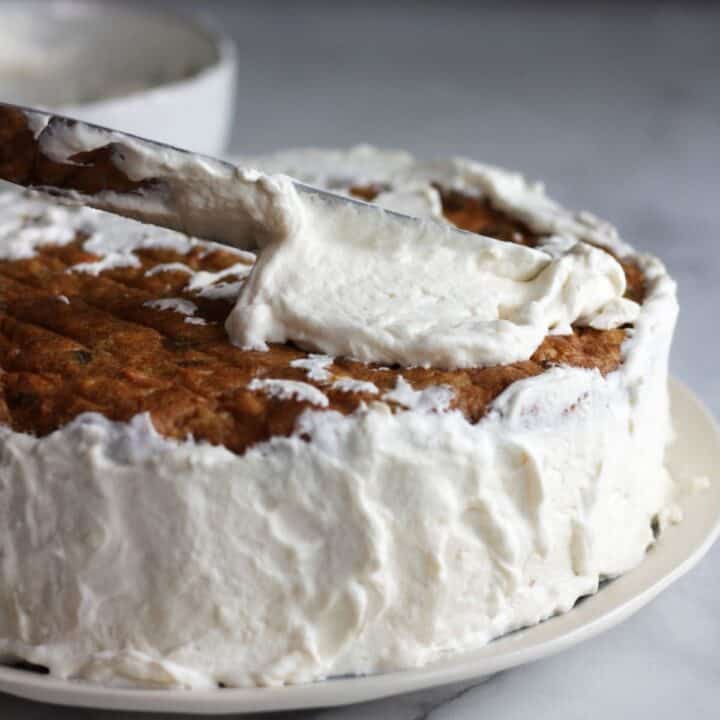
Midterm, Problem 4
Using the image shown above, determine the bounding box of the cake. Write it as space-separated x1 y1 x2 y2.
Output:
0 147 678 688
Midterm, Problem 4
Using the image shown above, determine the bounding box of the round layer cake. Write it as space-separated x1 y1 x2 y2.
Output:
0 148 678 688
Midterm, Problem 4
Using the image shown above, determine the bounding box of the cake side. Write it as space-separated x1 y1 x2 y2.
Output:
0 149 678 688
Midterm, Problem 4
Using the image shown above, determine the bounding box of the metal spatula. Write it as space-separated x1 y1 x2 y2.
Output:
0 101 457 250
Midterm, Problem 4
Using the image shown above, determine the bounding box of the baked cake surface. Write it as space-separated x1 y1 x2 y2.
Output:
0 148 678 688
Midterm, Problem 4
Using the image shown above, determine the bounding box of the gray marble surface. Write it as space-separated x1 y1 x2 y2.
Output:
2 1 718 717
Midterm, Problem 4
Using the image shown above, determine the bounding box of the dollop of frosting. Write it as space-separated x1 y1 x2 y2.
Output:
225 177 638 369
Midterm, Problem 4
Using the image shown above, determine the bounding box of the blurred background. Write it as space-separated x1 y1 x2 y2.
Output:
0 1 718 717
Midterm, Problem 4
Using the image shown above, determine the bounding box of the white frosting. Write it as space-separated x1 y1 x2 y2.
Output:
331 378 380 395
382 377 454 412
144 298 199 319
372 183 443 219
0 192 85 259
145 262 194 277
226 194 638 367
0 148 679 689
247 379 329 407
143 298 196 315
0 192 253 314
0 187 213 271
70 252 142 274
289 357 381 396
290 354 334 382
220 150 639 369
185 263 254 294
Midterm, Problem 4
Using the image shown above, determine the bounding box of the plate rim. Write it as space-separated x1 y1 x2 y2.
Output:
1 377 718 714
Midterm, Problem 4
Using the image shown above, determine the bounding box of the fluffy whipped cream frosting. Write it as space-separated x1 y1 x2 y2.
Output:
226 183 637 368
0 147 679 689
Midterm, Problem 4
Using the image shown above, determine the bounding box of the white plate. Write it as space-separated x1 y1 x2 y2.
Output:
0 378 718 714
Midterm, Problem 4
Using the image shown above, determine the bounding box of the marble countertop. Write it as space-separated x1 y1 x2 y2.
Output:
2 1 718 717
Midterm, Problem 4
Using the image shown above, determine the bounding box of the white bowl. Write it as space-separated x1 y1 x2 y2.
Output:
0 1 237 156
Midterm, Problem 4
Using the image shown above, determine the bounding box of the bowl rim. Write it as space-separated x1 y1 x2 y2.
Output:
0 0 237 108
